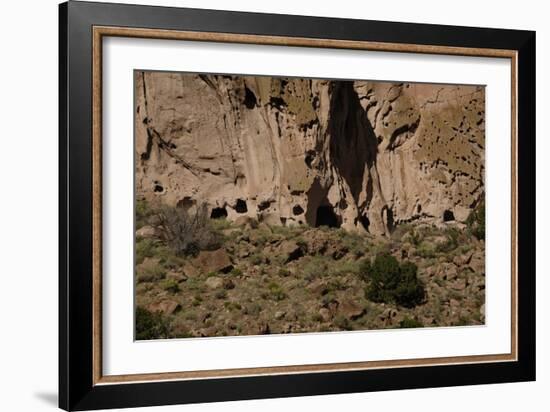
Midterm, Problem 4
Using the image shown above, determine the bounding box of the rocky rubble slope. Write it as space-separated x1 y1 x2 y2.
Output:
135 209 485 339
135 72 485 236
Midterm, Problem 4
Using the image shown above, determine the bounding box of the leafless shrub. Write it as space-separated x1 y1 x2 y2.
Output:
154 203 222 256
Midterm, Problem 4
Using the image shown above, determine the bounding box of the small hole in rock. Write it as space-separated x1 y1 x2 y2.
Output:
292 205 304 215
359 214 370 231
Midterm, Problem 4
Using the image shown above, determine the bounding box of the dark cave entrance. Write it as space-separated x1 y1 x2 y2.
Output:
315 205 340 228
292 205 304 216
235 199 248 214
443 209 455 222
359 214 370 232
210 207 228 219
243 87 257 109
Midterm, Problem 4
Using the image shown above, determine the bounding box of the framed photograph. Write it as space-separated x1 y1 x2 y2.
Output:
59 1 536 410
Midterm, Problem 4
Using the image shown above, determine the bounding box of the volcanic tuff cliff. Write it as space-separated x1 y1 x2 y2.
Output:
135 71 485 236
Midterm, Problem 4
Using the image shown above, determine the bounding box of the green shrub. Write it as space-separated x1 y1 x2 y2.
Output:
136 264 166 283
390 223 413 242
435 227 460 253
466 199 485 240
160 278 180 293
214 290 227 299
333 315 352 330
135 306 171 340
249 253 264 265
135 238 157 264
328 260 360 276
399 316 424 328
360 253 425 308
136 199 154 229
409 229 422 246
267 282 287 301
415 242 436 258
223 301 242 311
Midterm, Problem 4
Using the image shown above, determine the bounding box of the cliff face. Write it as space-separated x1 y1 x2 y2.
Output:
135 71 484 236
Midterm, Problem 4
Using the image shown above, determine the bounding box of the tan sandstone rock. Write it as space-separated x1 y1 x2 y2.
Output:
135 72 484 236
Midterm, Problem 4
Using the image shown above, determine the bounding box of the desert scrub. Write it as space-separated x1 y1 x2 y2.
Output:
267 282 287 301
223 301 242 311
301 255 330 280
229 267 243 277
249 253 265 265
136 198 154 229
214 290 227 299
327 259 360 277
399 316 424 328
160 278 180 293
415 241 437 258
136 260 166 283
371 241 391 256
466 199 485 240
435 227 460 253
135 306 171 340
333 315 352 330
408 228 423 246
153 203 223 257
336 229 367 257
271 224 304 239
135 238 158 264
210 217 233 231
360 253 425 308
390 223 414 242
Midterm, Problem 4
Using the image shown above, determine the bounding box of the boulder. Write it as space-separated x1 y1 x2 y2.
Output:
166 270 187 283
193 249 233 274
277 240 304 263
453 251 474 267
147 300 181 315
183 263 199 278
468 251 485 274
318 307 332 322
274 310 286 320
136 225 158 239
339 301 365 320
205 276 224 289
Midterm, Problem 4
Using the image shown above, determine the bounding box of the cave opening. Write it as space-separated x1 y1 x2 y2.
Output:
292 205 304 216
359 214 370 232
177 197 194 211
153 183 164 193
243 87 257 109
210 207 228 219
384 206 395 233
235 199 248 214
443 210 455 222
304 150 316 168
315 205 340 228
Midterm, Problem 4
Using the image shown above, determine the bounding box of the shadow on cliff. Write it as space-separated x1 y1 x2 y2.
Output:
304 81 380 230
328 81 378 202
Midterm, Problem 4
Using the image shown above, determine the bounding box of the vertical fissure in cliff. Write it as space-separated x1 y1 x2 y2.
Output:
328 81 378 204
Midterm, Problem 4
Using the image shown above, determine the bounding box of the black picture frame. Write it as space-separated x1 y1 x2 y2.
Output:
59 1 536 410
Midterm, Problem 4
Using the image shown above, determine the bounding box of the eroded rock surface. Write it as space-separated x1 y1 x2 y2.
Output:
135 72 484 236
